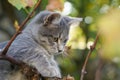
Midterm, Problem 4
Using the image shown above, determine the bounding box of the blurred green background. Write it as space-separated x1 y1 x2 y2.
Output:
1 0 120 80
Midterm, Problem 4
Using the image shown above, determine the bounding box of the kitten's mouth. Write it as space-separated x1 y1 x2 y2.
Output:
57 51 68 57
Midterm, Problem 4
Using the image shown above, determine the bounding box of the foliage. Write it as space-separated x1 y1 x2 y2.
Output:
65 0 120 80
1 0 120 80
8 0 37 10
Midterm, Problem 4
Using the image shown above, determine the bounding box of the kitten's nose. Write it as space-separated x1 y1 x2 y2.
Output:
58 50 62 52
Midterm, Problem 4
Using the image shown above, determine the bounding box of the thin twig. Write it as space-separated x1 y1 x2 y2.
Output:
1 0 41 55
80 32 100 80
0 55 23 66
0 1 41 79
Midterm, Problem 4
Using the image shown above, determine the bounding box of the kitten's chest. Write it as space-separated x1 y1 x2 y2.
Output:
49 56 58 66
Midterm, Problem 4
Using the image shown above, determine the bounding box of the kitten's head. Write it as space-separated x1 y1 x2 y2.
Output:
32 11 82 55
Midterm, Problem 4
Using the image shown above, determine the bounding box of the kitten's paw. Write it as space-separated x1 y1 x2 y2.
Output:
40 67 61 78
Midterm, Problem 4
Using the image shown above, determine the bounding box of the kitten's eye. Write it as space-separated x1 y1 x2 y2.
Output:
53 37 58 42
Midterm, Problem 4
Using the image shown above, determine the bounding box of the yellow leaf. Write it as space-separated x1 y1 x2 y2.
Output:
14 20 20 31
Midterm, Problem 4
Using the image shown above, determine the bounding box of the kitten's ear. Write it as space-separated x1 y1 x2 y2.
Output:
43 13 61 26
68 17 83 26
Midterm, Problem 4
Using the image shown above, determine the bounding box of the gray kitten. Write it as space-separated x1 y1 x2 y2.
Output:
0 11 82 80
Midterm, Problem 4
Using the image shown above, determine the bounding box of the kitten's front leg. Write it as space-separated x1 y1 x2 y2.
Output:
41 66 61 78
26 54 61 78
50 59 61 78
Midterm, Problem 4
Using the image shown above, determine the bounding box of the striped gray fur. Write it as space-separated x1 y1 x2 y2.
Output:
0 11 82 80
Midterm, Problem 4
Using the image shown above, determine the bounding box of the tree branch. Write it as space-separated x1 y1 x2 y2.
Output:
1 0 41 55
80 32 100 80
0 55 23 66
0 1 42 80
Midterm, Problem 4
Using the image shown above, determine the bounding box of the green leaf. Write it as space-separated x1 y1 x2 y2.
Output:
8 0 27 10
